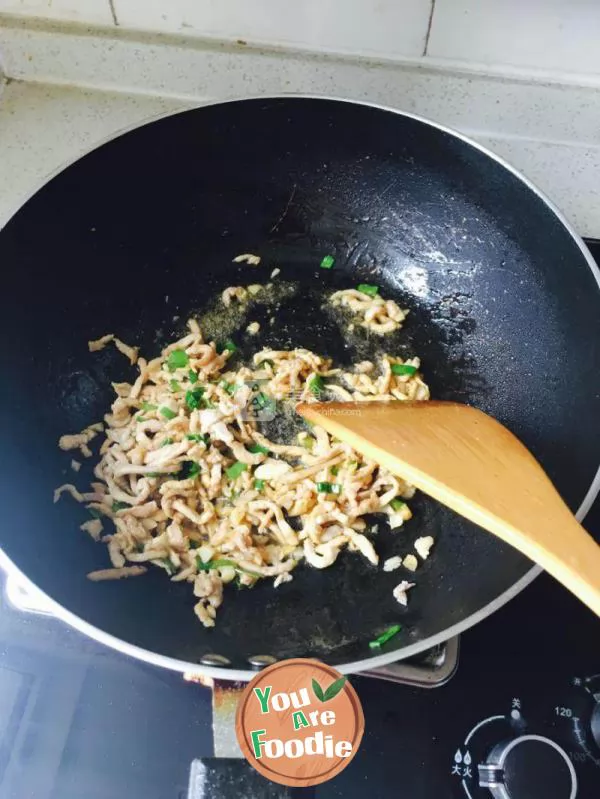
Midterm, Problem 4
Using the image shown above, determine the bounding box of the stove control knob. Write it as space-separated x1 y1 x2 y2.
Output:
478 735 577 799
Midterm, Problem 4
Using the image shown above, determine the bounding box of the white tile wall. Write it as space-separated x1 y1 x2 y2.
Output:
0 0 113 25
428 0 600 76
4 0 600 81
114 0 433 59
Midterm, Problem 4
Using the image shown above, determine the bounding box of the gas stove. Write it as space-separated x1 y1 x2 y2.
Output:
0 249 599 799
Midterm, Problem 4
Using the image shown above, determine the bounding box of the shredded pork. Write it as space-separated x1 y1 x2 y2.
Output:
56 304 433 627
329 288 408 335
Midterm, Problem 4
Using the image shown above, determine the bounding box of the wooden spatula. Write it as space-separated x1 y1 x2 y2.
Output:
296 400 600 617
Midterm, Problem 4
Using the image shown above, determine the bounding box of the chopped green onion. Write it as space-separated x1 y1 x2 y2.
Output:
185 388 205 410
170 379 182 392
140 401 157 412
247 443 269 455
220 381 236 395
238 566 261 577
88 507 102 519
161 557 177 576
300 436 314 450
196 556 260 577
180 460 201 479
186 433 209 445
357 283 379 297
330 465 340 476
390 498 406 511
167 349 189 371
160 407 177 420
391 363 418 377
253 392 276 414
111 501 130 512
308 375 324 396
136 415 147 422
320 254 335 269
316 482 341 494
219 338 238 354
369 624 402 649
226 462 247 480
254 479 266 490
188 369 199 384
160 437 174 447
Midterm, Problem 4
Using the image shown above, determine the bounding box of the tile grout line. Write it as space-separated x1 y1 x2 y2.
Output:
423 0 436 58
108 0 119 27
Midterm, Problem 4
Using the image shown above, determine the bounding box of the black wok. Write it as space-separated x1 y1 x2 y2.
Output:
0 97 599 680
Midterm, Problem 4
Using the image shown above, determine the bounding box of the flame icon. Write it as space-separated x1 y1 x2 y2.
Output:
454 749 463 764
464 751 472 765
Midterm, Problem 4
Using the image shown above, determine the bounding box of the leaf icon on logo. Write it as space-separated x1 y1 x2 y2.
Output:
312 678 325 702
312 676 347 702
323 676 347 701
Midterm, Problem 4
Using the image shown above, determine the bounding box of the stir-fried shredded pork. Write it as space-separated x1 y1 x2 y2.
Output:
329 288 408 335
88 334 139 364
56 311 432 627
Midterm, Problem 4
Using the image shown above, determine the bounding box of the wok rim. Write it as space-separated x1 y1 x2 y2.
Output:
1 93 599 681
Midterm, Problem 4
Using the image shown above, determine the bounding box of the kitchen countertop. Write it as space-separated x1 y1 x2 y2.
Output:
0 80 192 231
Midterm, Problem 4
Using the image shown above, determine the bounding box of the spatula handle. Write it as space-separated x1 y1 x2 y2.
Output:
524 515 600 617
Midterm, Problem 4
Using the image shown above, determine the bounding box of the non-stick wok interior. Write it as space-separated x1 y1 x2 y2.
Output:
0 98 599 669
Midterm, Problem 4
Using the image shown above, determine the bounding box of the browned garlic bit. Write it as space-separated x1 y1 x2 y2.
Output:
80 518 103 541
56 304 433 626
222 286 248 307
414 535 435 561
403 554 419 572
393 581 415 606
232 253 261 265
